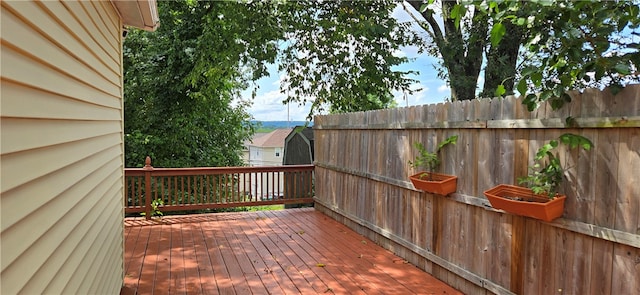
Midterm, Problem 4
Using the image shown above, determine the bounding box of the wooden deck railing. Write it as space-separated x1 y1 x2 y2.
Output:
125 157 314 219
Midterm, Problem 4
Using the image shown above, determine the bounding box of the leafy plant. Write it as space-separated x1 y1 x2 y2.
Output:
518 133 593 198
141 198 164 218
409 135 458 180
485 0 640 111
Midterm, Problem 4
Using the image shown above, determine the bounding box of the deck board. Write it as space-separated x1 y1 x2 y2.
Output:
122 208 462 294
264 210 401 294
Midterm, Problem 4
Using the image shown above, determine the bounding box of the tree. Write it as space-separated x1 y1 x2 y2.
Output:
274 0 525 105
124 0 639 159
402 0 639 108
497 0 640 110
481 11 525 98
278 0 419 117
403 0 490 101
124 1 282 167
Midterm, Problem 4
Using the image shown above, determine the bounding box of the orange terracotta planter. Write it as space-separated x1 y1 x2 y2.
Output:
409 172 457 195
484 184 566 222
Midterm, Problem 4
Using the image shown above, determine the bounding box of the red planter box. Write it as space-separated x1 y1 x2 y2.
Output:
409 172 457 195
484 184 566 222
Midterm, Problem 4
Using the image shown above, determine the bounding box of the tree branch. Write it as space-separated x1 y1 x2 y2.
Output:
404 1 445 51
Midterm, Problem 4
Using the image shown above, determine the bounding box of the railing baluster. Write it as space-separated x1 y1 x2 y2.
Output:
234 173 239 202
170 176 173 206
267 171 276 200
137 177 142 207
205 174 209 204
275 171 280 199
228 173 233 203
225 173 230 203
199 175 203 205
233 173 237 203
194 175 199 205
261 171 264 201
227 173 232 203
235 173 240 202
243 173 248 202
222 173 226 203
143 157 153 219
216 174 220 204
229 173 232 203
250 172 254 201
186 175 189 205
157 176 165 207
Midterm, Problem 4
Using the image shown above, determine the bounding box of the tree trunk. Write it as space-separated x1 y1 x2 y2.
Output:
405 0 487 101
482 21 523 98
445 5 487 101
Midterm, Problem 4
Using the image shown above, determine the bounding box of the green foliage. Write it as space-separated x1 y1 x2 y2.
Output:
405 0 638 108
518 134 593 198
409 135 458 179
255 127 277 133
405 0 492 101
279 0 419 117
490 22 506 47
482 0 640 110
124 1 281 167
125 0 638 148
141 198 164 217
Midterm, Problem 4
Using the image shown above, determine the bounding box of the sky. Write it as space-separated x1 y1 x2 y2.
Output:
244 4 452 122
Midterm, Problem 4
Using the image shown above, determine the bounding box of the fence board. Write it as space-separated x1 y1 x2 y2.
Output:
554 227 572 294
313 85 640 294
522 219 541 293
589 239 614 294
615 128 639 233
477 129 496 194
611 244 640 294
540 225 558 294
595 130 619 228
571 233 593 294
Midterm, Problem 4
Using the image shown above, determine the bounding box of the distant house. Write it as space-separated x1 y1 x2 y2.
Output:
244 128 292 166
242 129 291 199
1 1 158 294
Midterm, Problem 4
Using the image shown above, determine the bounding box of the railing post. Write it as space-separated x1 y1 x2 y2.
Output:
143 156 154 220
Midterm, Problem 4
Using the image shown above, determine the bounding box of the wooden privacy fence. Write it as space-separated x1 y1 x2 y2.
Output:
125 157 314 218
313 85 639 295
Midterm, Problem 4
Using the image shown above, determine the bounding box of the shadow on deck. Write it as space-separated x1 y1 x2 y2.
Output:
121 208 461 294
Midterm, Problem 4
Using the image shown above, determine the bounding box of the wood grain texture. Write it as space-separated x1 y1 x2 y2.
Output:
123 209 463 294
312 86 640 294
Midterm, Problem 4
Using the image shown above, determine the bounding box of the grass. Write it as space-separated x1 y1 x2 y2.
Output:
127 204 289 218
255 127 277 133
244 204 285 211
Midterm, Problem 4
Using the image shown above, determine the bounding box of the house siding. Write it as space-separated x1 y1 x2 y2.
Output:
1 1 124 294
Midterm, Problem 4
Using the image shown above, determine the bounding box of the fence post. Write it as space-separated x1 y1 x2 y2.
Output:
143 156 154 220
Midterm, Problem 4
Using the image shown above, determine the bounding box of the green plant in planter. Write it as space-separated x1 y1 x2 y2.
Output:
141 198 164 218
409 135 458 180
518 133 593 198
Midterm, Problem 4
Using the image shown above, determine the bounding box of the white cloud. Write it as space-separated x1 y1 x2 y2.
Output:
272 72 288 87
247 89 314 121
252 103 313 122
392 49 407 58
264 89 286 103
437 84 449 93
393 81 450 107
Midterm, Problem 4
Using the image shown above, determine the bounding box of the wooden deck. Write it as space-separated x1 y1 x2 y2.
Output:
121 208 461 294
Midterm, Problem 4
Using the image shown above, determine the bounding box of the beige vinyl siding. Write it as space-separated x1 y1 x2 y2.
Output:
1 0 124 294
